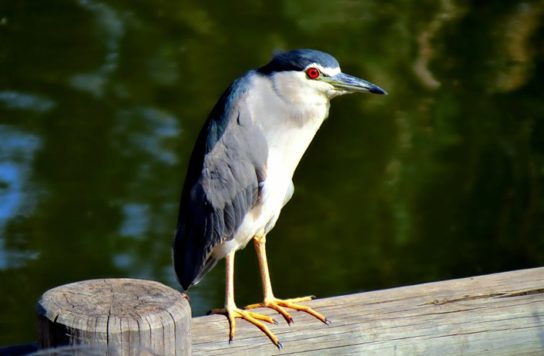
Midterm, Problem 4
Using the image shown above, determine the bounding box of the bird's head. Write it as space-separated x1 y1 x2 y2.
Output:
258 49 387 102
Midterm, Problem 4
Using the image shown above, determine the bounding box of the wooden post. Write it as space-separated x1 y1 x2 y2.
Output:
37 278 191 355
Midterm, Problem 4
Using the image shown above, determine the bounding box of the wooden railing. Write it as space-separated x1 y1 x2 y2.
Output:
2 267 542 355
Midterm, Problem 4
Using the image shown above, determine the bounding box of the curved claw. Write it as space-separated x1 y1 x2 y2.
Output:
209 307 282 349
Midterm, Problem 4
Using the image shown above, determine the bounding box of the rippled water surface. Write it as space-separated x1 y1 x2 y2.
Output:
1 0 544 345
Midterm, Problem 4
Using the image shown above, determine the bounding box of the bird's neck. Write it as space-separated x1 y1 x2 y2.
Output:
247 73 330 178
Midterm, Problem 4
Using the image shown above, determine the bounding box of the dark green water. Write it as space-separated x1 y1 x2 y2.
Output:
1 0 544 346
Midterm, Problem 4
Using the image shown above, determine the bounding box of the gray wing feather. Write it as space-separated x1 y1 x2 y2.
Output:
173 86 268 290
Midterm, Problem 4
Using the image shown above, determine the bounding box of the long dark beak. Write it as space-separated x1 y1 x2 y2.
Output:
325 72 387 95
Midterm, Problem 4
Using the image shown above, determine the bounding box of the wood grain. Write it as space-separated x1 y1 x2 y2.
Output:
192 267 544 355
37 278 191 355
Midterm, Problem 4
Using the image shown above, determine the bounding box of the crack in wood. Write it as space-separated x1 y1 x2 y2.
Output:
425 288 544 305
425 293 506 305
497 288 544 298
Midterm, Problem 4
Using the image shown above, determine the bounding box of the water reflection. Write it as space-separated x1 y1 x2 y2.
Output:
70 0 123 97
1 0 543 346
119 203 149 238
114 106 181 165
0 92 55 113
0 126 42 269
492 2 541 92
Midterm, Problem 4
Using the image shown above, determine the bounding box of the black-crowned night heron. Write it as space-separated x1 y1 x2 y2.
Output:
173 49 386 348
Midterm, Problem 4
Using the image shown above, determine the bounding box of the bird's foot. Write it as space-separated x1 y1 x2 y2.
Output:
209 306 283 349
245 296 330 325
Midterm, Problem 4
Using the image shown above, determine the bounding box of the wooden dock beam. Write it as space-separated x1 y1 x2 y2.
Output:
30 268 544 355
192 267 544 355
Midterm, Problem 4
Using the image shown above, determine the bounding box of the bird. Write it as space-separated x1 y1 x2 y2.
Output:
173 48 386 348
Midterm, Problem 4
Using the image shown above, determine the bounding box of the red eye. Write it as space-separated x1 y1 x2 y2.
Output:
306 67 320 79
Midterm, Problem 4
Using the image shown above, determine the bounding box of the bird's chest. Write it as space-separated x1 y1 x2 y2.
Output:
264 103 328 176
256 107 327 226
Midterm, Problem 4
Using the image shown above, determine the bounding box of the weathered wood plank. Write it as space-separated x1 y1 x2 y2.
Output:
192 267 544 355
37 278 191 355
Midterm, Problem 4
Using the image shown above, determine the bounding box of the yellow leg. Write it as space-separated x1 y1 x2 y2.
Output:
245 235 330 325
209 252 283 349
